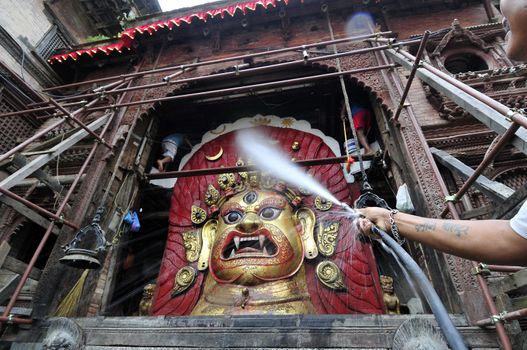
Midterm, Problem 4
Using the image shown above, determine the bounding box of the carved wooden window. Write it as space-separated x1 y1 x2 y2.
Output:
35 25 69 60
444 53 489 74
0 93 38 153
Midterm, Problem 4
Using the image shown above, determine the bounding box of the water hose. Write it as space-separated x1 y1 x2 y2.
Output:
372 226 468 350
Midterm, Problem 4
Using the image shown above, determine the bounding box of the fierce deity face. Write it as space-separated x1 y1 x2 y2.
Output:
208 190 305 285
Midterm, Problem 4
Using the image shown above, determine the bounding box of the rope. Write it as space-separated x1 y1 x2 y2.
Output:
341 117 354 173
324 8 367 180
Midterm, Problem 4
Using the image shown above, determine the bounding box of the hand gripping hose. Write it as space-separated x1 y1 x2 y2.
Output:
372 226 468 350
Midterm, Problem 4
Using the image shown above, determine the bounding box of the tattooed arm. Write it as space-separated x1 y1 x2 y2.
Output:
356 207 527 266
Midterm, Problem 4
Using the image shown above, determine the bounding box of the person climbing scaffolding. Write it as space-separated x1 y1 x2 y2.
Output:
342 102 375 157
156 133 187 172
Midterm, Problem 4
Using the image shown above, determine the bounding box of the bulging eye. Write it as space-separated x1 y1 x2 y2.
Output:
259 207 281 220
223 211 243 224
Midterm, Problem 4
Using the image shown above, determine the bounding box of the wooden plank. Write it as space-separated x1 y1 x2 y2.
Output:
460 205 493 219
0 115 108 191
3 256 42 280
387 49 527 155
492 183 527 219
0 273 20 304
430 147 515 202
0 306 32 316
492 268 527 294
12 154 63 194
0 241 10 267
0 196 60 235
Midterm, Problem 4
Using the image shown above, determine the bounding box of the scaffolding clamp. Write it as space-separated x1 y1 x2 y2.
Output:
444 194 459 203
471 263 491 277
489 311 508 325
506 108 526 123
7 314 14 324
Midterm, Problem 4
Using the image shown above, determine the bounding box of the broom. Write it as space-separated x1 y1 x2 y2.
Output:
54 269 89 317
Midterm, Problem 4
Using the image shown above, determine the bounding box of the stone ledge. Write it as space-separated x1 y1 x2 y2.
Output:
19 314 500 349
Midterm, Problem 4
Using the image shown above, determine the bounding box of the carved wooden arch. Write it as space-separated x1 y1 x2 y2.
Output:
491 166 527 190
432 19 491 57
139 57 394 121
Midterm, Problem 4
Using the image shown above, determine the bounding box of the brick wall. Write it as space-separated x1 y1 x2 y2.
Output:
389 4 489 39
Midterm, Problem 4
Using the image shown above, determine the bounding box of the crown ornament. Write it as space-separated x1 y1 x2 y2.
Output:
193 158 306 225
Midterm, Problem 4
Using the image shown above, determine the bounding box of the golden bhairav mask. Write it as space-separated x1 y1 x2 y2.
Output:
204 190 314 286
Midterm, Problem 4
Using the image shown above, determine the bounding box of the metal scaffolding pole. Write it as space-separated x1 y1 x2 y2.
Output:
385 44 514 350
34 40 418 107
0 186 79 230
392 31 430 122
0 41 415 119
82 63 397 113
440 122 520 218
387 49 527 149
0 102 120 325
147 154 372 180
49 99 113 149
43 31 393 92
0 115 109 191
0 79 128 165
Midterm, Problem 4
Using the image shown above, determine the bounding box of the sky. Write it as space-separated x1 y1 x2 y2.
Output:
158 0 219 12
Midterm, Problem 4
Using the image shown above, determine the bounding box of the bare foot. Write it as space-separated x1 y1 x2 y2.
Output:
363 149 376 158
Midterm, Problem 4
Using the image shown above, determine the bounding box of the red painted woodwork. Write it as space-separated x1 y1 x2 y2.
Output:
151 126 384 315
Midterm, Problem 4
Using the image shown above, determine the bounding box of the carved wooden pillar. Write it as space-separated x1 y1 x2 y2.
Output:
333 43 487 322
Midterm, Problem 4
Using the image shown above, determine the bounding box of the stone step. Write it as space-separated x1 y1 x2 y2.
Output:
20 315 500 349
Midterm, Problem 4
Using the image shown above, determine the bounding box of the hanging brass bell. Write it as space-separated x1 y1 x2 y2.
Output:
60 207 108 269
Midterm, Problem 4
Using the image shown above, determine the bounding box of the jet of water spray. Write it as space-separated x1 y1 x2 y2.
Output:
236 129 355 216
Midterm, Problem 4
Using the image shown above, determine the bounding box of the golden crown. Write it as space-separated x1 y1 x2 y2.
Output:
190 159 308 225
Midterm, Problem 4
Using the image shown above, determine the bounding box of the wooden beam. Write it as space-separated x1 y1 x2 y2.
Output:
491 268 527 295
0 115 108 191
492 182 527 219
2 256 41 280
0 196 60 235
430 147 515 202
387 49 527 155
0 241 10 267
11 154 63 194
460 205 493 219
0 306 31 316
0 273 20 304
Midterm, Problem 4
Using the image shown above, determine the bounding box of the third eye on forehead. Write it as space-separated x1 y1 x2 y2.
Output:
244 191 258 204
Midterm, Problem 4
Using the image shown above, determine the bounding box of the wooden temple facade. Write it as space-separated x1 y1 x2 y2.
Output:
0 0 526 348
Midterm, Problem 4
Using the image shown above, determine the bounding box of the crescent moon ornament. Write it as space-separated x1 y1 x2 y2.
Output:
205 147 224 161
210 125 226 135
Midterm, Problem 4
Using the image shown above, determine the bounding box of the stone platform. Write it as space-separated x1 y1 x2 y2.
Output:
10 314 499 349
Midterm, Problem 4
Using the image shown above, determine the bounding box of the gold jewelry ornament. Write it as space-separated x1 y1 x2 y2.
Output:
198 219 217 270
295 208 318 260
314 196 333 211
204 185 220 206
316 261 347 291
182 230 202 262
191 205 207 225
171 266 197 297
236 159 248 179
291 141 300 151
205 147 224 161
317 222 340 257
218 173 235 190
